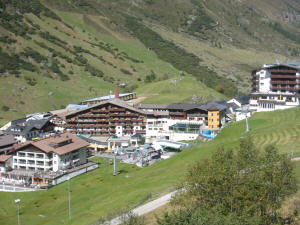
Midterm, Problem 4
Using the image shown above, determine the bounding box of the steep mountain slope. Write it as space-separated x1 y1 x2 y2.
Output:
44 0 300 93
0 0 300 125
0 0 226 125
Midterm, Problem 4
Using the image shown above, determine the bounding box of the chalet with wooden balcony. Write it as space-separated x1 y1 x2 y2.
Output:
65 99 149 137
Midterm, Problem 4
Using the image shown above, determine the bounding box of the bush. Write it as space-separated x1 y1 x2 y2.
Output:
24 76 37 86
120 68 132 75
23 47 47 63
1 105 9 112
170 137 297 224
84 64 104 77
145 70 156 83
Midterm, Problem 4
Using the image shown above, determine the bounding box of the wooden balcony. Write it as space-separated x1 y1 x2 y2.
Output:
269 69 296 74
91 109 107 113
110 108 125 112
271 80 297 85
271 75 296 79
271 86 300 91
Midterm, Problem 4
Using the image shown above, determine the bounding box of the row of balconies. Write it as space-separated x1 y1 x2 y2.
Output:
15 155 51 160
271 80 300 85
90 109 108 113
271 75 296 79
271 86 300 91
14 161 52 167
269 69 297 73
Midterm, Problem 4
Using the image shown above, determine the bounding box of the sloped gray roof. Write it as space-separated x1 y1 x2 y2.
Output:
167 102 228 112
167 103 202 110
263 62 300 70
198 102 227 111
0 134 15 146
66 98 151 118
135 104 168 109
7 119 52 136
235 95 250 105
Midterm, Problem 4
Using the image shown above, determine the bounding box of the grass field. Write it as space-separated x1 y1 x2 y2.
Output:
136 75 225 104
0 108 299 225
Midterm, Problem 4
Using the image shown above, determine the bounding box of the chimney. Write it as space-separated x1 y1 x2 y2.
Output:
115 85 119 99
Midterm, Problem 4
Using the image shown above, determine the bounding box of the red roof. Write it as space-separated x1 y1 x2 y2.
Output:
14 132 89 156
0 154 12 162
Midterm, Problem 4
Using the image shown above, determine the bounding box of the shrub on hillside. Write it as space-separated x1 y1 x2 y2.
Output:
165 136 297 224
1 105 9 112
24 76 37 86
120 69 132 75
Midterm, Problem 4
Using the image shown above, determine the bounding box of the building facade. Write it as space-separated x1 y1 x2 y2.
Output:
250 63 300 112
11 132 89 172
65 99 148 137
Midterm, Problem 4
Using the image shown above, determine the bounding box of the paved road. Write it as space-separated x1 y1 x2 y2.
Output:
106 190 178 225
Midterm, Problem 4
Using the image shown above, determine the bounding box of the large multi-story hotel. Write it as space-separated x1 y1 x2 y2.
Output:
250 62 300 111
65 98 149 136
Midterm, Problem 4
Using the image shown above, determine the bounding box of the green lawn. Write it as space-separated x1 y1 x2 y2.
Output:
0 108 299 225
136 75 225 104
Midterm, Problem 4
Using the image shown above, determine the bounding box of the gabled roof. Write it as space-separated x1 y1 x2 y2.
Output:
167 101 228 112
167 103 202 111
0 154 12 162
135 104 168 110
66 98 150 118
7 119 53 136
0 134 16 147
199 102 227 111
263 62 300 70
13 132 89 155
11 118 26 126
234 95 250 105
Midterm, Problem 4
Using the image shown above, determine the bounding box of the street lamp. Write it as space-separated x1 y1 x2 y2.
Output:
113 146 118 176
67 176 71 220
14 199 20 225
241 105 250 133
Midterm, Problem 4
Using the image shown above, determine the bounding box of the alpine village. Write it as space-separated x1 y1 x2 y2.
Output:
0 1 300 225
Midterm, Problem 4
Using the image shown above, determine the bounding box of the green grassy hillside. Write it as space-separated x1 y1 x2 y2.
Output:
47 0 300 92
1 0 300 125
0 107 299 225
0 1 226 125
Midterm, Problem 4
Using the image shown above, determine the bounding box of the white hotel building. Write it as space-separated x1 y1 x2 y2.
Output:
250 62 300 112
12 132 89 172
